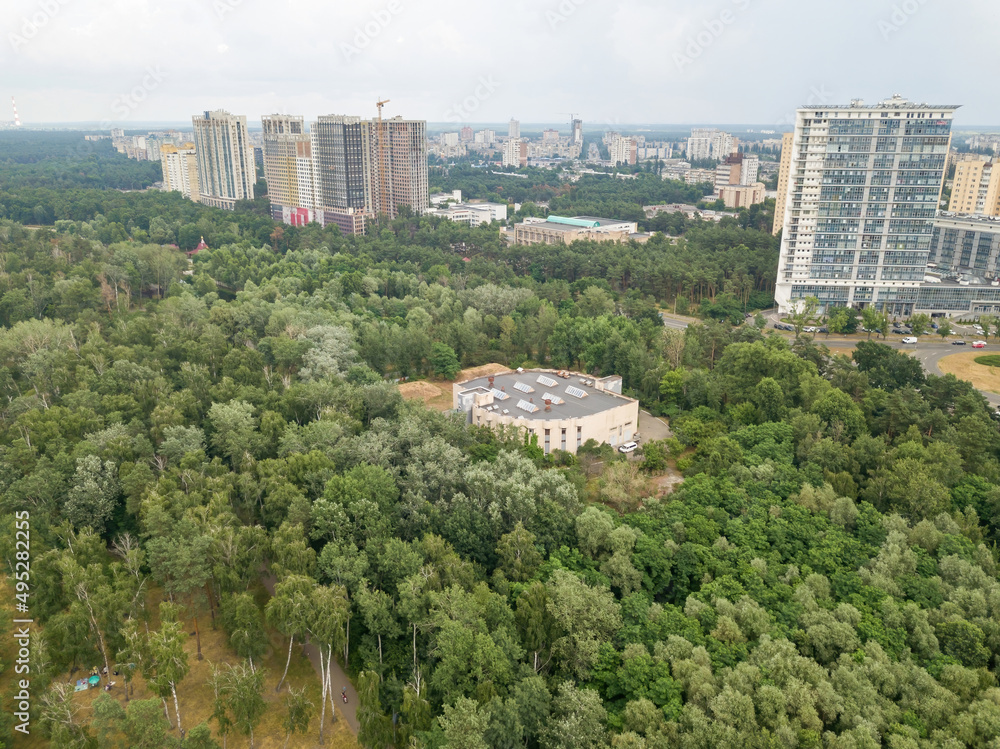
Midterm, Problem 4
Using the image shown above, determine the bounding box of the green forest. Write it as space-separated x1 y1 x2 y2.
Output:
0 132 162 192
0 134 999 749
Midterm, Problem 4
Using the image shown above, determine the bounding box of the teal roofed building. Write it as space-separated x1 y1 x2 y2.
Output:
512 215 642 246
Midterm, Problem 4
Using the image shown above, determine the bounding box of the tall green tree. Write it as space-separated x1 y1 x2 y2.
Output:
265 574 314 692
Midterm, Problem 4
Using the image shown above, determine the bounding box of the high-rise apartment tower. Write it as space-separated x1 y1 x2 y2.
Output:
773 95 956 316
191 110 256 210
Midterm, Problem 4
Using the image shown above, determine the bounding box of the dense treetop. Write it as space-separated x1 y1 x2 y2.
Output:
0 136 998 748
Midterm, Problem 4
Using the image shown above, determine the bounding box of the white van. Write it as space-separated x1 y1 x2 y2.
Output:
618 441 639 454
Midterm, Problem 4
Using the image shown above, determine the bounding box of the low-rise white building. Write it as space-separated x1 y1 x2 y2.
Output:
454 369 639 453
428 201 508 226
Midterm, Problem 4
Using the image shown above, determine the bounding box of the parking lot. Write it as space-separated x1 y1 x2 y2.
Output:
637 410 672 442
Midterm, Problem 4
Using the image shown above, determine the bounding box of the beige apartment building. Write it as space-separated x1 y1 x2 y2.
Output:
771 131 794 235
948 154 1000 216
715 152 759 188
191 110 256 210
160 143 199 202
261 114 316 224
368 116 429 219
718 182 766 209
453 370 639 453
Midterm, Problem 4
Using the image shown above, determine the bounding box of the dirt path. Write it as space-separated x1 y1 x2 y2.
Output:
262 574 360 735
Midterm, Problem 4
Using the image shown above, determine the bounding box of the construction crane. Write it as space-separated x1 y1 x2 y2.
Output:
11 97 21 127
560 113 583 145
375 98 390 221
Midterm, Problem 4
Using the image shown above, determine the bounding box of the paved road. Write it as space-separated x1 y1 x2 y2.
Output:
660 312 695 331
791 335 1000 407
665 308 1000 407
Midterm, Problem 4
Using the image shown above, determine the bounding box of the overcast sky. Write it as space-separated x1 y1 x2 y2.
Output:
2 0 997 129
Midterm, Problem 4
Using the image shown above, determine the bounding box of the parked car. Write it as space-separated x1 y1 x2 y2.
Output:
952 340 967 345
818 327 828 334
901 337 918 344
931 322 939 329
973 340 987 348
892 328 905 334
618 441 639 454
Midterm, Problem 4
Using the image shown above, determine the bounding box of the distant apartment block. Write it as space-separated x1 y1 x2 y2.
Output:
637 143 673 160
685 168 717 185
718 183 766 209
261 115 317 225
460 126 473 142
948 154 1000 216
503 138 527 168
571 119 583 146
508 118 520 139
474 129 496 145
192 110 256 210
371 116 429 219
687 128 733 161
609 135 637 166
771 132 794 235
714 152 759 188
311 114 372 235
160 143 199 202
513 216 639 245
301 113 427 233
713 152 765 209
928 213 1000 277
966 134 1000 154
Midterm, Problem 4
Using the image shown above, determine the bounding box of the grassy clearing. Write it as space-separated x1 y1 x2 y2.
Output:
938 351 1000 394
0 578 358 749
974 354 1000 367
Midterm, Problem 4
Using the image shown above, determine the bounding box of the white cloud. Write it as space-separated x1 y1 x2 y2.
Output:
0 0 994 125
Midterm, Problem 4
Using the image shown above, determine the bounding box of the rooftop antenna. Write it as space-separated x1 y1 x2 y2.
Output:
11 97 21 127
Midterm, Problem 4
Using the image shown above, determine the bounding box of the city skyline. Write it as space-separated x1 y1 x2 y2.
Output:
2 0 997 126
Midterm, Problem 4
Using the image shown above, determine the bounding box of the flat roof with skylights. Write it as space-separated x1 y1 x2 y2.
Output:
455 370 634 421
